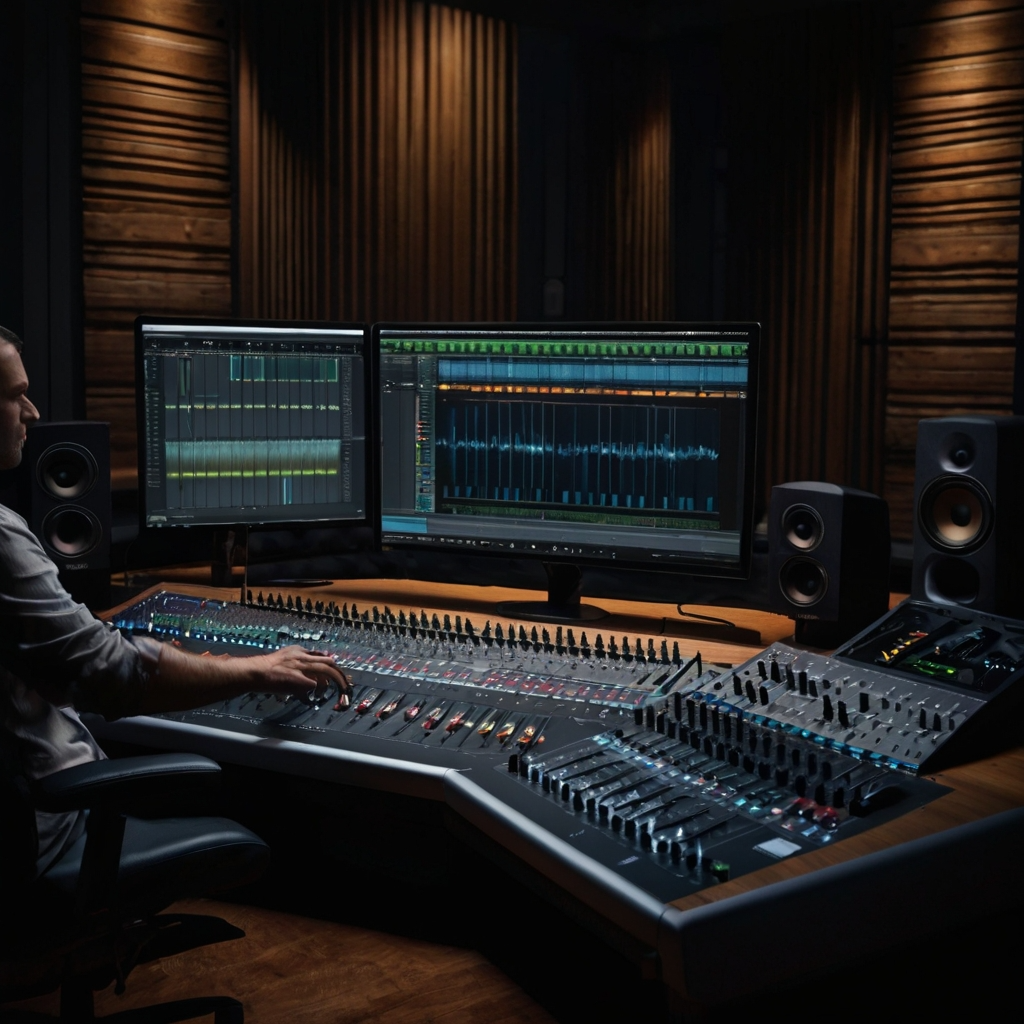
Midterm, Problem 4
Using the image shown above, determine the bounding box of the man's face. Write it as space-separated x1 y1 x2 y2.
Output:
0 342 40 470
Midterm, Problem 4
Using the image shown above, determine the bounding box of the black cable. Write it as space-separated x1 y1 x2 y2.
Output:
675 604 740 629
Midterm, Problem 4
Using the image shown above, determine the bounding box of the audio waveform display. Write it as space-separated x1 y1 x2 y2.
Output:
437 356 747 392
164 439 342 509
140 322 367 527
434 399 720 514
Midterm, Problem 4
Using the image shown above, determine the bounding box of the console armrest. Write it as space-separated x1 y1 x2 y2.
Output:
31 754 222 813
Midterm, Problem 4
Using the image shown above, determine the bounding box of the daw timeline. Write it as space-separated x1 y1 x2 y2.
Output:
138 321 367 529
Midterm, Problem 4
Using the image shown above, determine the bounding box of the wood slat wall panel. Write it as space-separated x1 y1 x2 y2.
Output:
81 0 228 38
885 0 1023 539
237 0 516 323
581 47 673 321
723 4 891 505
81 0 232 488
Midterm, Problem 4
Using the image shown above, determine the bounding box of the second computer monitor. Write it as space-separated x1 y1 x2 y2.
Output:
376 323 759 582
137 317 369 531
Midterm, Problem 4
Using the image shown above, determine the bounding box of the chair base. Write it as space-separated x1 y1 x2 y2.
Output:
1 915 247 1024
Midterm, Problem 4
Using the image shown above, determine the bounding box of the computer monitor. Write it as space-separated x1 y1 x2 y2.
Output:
375 322 759 620
136 317 369 531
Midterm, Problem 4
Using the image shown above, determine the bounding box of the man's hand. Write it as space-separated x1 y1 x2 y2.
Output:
254 646 350 700
129 639 351 716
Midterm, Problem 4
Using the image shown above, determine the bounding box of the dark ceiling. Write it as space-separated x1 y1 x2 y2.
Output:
446 0 867 41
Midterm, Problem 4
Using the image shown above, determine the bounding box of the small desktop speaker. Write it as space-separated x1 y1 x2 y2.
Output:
19 422 111 610
768 481 890 646
912 416 1024 619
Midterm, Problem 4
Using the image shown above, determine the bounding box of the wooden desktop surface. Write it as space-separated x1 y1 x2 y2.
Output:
106 574 1024 915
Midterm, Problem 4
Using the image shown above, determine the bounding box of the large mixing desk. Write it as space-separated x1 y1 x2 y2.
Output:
91 577 1024 1012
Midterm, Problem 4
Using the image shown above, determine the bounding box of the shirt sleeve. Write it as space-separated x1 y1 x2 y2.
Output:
0 506 152 719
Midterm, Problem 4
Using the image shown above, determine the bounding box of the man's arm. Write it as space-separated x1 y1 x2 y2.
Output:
1 505 348 717
128 641 347 716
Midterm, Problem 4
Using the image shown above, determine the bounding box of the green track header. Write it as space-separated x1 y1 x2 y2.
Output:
382 338 748 359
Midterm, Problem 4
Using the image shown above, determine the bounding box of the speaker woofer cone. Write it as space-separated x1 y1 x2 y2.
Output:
782 503 824 551
41 507 102 557
36 442 98 500
924 556 980 606
919 476 991 552
779 556 828 606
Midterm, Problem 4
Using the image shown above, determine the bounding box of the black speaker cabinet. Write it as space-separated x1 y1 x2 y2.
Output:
912 416 1024 620
769 481 890 647
19 422 111 610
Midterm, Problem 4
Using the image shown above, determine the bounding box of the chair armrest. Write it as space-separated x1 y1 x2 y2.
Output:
31 754 222 813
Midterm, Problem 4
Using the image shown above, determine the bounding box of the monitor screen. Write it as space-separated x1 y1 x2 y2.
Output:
136 317 368 529
376 323 759 578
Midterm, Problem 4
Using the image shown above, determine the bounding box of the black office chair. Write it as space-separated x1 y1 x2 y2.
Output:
0 753 271 1023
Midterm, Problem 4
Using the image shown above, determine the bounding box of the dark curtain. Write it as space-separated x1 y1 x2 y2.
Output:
237 0 517 322
580 44 674 320
723 2 892 512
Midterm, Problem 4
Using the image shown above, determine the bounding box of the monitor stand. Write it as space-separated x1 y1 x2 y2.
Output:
211 525 249 603
496 562 607 623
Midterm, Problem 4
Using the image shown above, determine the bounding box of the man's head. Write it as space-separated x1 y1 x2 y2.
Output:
0 327 40 470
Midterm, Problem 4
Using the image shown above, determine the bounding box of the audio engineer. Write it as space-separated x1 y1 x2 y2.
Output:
0 325 349 876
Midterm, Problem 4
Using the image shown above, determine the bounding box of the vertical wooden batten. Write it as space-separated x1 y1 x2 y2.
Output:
80 0 232 487
723 3 892 512
581 46 674 322
885 0 1024 540
237 0 517 324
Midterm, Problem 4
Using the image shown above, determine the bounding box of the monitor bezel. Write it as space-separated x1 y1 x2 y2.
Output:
372 320 760 580
134 315 373 535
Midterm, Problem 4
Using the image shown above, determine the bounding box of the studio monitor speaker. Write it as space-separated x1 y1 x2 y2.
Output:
912 416 1024 620
769 481 890 646
19 421 111 610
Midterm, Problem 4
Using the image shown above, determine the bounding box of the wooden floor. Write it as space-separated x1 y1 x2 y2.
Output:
0 898 557 1024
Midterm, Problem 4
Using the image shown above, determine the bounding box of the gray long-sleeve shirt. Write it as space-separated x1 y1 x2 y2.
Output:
0 504 159 873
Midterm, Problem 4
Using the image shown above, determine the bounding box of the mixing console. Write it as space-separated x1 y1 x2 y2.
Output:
96 587 1024 1007
107 588 711 777
104 588 1024 891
